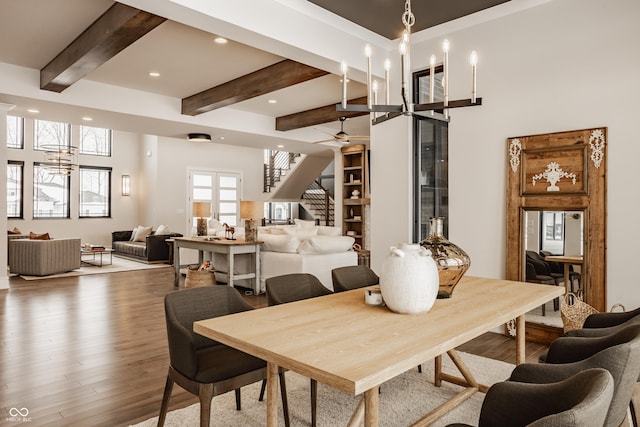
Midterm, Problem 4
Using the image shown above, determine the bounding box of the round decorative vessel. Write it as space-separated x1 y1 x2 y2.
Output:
380 243 439 314
419 217 471 299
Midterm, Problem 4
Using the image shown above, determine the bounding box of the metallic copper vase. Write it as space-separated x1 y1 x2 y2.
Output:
419 217 471 298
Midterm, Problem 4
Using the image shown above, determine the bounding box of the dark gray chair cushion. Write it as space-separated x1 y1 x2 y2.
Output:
510 324 640 427
266 273 332 305
331 265 379 292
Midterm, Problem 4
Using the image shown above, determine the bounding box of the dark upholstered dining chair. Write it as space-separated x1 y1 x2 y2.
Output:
510 324 640 427
331 265 379 292
446 368 614 427
265 273 333 427
158 286 290 427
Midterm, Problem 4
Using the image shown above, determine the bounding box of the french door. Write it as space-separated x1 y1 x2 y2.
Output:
189 169 241 230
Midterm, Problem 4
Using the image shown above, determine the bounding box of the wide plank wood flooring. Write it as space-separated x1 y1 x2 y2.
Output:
0 268 547 426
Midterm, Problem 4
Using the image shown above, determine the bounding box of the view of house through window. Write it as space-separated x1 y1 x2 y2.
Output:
79 166 111 217
7 161 23 218
33 163 70 218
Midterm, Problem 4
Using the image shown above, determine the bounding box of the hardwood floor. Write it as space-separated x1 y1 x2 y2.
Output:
0 268 547 426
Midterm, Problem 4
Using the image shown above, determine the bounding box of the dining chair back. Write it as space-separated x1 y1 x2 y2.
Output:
510 324 640 427
159 286 289 427
265 273 333 427
331 265 379 292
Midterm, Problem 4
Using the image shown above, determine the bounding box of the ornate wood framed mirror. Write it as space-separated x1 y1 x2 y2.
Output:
505 127 607 344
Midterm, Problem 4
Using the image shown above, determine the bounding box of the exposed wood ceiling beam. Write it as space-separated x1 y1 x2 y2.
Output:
182 59 329 116
40 4 166 93
275 97 368 131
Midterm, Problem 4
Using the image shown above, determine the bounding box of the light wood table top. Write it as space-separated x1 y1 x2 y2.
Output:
195 276 564 426
545 255 583 264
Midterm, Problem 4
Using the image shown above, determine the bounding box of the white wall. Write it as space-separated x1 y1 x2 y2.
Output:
371 0 639 309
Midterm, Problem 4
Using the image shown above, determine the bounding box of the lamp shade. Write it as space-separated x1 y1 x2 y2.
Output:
192 201 211 217
240 201 264 219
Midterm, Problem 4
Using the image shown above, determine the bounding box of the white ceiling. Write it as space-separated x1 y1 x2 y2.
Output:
0 0 543 152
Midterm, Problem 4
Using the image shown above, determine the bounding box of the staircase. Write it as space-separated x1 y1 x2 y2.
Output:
301 180 334 226
263 150 301 193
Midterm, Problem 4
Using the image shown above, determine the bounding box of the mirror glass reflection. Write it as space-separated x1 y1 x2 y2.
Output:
523 210 584 328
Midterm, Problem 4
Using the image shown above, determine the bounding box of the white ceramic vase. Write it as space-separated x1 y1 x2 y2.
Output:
380 243 440 314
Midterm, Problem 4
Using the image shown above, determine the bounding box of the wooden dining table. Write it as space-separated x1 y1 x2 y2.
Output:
194 276 564 426
544 255 583 293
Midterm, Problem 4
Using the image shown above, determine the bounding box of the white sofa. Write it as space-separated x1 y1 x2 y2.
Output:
208 220 358 292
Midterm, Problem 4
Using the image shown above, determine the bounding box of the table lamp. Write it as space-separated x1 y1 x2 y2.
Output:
192 201 211 236
240 201 264 242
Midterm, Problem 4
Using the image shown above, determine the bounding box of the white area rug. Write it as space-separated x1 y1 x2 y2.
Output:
130 351 514 427
16 255 170 280
526 300 563 328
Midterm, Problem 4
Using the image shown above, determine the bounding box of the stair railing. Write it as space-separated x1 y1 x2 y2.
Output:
264 150 300 193
302 180 334 226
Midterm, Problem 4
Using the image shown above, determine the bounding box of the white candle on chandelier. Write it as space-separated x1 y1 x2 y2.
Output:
372 80 379 106
442 39 449 111
384 59 391 105
340 61 348 109
399 41 407 98
429 54 436 104
365 44 372 109
470 50 478 104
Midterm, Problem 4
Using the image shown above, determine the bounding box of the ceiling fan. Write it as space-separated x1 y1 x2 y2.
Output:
313 117 369 144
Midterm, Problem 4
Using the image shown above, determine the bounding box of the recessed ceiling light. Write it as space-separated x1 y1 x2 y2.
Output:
82 116 93 121
27 108 39 113
213 37 228 44
219 136 225 140
148 71 160 77
268 99 277 104
277 144 284 148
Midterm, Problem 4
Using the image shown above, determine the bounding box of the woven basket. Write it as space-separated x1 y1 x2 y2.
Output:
560 292 599 333
185 268 216 288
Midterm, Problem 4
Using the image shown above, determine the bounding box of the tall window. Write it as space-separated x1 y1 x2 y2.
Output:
7 161 23 218
34 119 70 150
79 166 111 217
7 116 24 149
33 163 70 218
80 125 111 156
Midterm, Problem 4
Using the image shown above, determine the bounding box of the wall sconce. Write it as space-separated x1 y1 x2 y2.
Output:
121 175 131 196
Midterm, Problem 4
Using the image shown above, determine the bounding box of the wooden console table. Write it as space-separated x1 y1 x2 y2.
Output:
172 237 262 294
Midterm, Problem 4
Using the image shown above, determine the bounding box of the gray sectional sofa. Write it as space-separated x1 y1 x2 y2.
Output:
9 237 81 276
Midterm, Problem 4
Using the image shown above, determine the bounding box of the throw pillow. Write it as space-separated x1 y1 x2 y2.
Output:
155 224 171 235
208 218 224 230
133 226 152 242
297 236 354 254
29 232 51 240
130 226 140 241
260 234 300 253
294 218 316 229
8 227 22 235
317 226 342 236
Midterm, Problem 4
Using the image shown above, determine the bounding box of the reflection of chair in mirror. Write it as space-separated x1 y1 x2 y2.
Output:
527 251 563 285
540 250 582 293
525 261 558 316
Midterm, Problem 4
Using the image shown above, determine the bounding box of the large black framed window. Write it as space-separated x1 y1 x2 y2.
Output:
7 161 24 218
33 163 71 218
79 166 112 218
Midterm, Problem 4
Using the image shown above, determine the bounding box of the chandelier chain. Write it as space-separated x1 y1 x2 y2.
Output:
402 0 415 31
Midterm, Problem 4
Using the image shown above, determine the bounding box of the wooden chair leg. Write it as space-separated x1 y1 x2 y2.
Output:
259 379 267 401
198 384 214 427
157 374 174 427
311 379 318 427
235 388 241 410
279 371 291 427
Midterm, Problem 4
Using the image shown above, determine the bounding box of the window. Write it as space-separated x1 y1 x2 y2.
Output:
34 119 70 150
33 163 70 218
189 170 240 229
79 166 111 217
7 116 24 149
7 161 23 218
80 125 111 156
